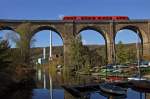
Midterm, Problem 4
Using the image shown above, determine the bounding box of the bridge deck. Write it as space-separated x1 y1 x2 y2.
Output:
0 19 149 23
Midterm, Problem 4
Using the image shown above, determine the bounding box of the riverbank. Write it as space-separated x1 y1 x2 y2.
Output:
143 74 150 79
0 67 36 98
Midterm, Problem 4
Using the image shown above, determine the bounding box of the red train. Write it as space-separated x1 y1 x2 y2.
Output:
63 16 129 20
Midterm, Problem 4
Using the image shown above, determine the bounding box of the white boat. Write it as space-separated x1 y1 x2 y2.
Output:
128 30 150 91
128 30 144 81
128 77 146 81
128 74 146 81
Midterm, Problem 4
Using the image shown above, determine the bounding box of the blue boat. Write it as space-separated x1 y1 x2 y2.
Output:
99 83 126 95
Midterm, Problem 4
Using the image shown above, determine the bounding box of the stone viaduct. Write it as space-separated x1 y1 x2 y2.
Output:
0 19 150 71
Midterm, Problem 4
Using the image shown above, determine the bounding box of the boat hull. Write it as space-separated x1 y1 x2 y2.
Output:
130 80 150 90
99 83 126 95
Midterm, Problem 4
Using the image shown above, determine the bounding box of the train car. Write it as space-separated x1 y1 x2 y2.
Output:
63 16 129 21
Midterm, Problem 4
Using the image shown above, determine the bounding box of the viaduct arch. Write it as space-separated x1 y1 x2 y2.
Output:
0 19 150 73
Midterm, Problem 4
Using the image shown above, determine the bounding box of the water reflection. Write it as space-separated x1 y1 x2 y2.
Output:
3 89 32 99
34 69 150 99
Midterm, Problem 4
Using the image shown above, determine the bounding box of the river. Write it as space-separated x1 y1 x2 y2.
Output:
31 70 150 99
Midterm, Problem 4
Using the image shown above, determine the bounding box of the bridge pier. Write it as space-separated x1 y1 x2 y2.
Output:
62 23 75 75
16 23 32 65
107 42 114 64
143 41 150 60
63 42 73 75
0 19 150 71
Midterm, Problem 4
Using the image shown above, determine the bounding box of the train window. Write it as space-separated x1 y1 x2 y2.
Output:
69 17 72 20
81 17 86 20
70 17 73 20
123 17 126 20
116 17 120 20
85 17 88 20
92 17 96 20
112 17 116 20
120 17 124 20
76 17 80 20
110 17 112 20
121 17 124 20
98 17 102 20
67 17 71 20
86 17 90 20
88 17 91 20
72 17 76 20
107 17 111 20
103 17 106 20
95 17 98 20
91 17 93 20
104 17 108 20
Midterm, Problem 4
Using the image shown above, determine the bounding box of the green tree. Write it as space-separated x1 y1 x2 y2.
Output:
16 23 33 65
116 41 128 64
96 46 107 66
126 46 136 63
0 40 12 72
70 35 85 71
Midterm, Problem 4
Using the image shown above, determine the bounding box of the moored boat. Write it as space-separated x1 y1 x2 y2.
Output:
128 77 146 81
129 79 150 90
106 76 127 82
128 74 146 81
99 83 126 95
99 89 127 99
62 85 83 97
62 84 100 97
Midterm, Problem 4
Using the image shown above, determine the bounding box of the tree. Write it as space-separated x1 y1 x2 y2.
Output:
96 46 107 66
16 23 33 65
126 48 136 63
70 35 85 71
116 41 128 64
0 40 12 72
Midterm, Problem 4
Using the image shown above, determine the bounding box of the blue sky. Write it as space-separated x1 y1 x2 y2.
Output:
0 0 149 47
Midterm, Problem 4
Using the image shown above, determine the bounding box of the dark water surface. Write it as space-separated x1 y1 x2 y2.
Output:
31 72 150 99
32 88 149 99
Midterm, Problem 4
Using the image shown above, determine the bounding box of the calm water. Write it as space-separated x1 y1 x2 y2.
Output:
31 71 150 99
32 88 149 99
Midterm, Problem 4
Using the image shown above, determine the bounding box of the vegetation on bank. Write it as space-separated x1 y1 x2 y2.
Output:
0 31 36 97
116 41 137 64
69 35 106 74
68 35 150 76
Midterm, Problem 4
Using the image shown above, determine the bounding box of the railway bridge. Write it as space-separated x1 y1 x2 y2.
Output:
0 19 150 72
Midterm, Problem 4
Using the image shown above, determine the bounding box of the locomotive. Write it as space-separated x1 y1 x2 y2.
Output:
63 16 129 20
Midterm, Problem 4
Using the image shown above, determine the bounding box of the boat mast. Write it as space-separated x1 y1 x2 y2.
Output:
49 30 52 60
136 30 141 78
43 47 46 60
49 30 53 99
43 47 46 88
112 21 116 67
